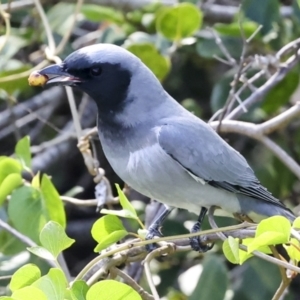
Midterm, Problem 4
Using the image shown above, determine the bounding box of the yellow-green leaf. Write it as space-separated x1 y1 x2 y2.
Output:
156 3 202 41
9 264 41 292
15 136 31 169
0 173 22 206
222 236 239 264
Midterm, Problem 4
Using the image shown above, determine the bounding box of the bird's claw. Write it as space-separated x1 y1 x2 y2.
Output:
189 221 214 252
145 226 163 252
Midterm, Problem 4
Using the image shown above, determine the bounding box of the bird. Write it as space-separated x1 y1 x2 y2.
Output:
34 43 295 251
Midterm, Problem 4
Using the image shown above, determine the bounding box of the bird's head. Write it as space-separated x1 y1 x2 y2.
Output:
38 44 150 113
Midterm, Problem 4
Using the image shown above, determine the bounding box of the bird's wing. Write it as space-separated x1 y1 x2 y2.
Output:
157 117 284 207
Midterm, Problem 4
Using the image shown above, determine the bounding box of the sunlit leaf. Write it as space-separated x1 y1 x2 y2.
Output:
92 215 128 252
86 280 142 300
0 173 22 206
156 3 202 41
12 286 47 300
27 246 55 261
222 236 239 264
32 268 67 300
126 43 170 81
10 264 41 292
39 221 75 258
15 136 31 169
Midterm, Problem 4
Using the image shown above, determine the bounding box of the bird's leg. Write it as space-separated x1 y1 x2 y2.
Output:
190 207 214 252
145 205 173 252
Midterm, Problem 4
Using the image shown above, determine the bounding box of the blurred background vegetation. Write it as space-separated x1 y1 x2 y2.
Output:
1 0 300 299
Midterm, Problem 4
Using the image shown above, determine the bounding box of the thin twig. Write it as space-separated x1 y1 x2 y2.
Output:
226 49 300 120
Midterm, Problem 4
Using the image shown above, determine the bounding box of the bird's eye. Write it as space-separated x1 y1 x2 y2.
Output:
90 67 102 76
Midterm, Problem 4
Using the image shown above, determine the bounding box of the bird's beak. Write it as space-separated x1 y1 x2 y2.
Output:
39 64 81 86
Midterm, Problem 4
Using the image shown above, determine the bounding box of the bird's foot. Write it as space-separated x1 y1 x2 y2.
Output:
189 221 214 252
145 226 163 252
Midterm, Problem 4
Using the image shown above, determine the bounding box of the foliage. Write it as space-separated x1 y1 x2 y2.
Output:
1 0 300 299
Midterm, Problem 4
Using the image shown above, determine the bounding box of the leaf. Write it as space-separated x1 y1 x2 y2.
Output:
91 215 128 252
31 172 40 189
247 232 287 254
15 136 31 169
81 4 124 24
242 0 280 35
156 3 202 41
32 268 67 300
46 3 76 37
0 65 33 95
263 70 299 114
214 21 260 38
100 208 137 219
189 255 228 300
126 43 170 81
70 280 89 300
115 184 137 218
8 186 47 243
39 221 75 258
10 264 41 292
86 280 142 300
222 236 240 264
0 173 22 206
293 217 300 229
284 238 300 261
0 157 22 185
40 174 66 228
12 286 47 300
27 246 55 261
256 216 291 239
239 238 272 264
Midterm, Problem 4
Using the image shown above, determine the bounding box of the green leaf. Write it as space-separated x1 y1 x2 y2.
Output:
92 215 128 252
242 0 280 35
8 186 47 243
0 173 22 206
214 21 260 38
27 246 55 261
86 280 142 300
12 286 47 300
189 255 228 300
0 297 15 300
126 43 170 81
222 236 240 264
239 238 272 264
293 217 300 229
70 280 89 300
31 172 40 189
0 157 22 185
40 174 66 228
256 216 291 239
0 65 33 95
10 264 41 292
115 184 137 217
263 70 299 114
100 208 137 219
156 3 202 41
247 232 287 254
46 3 76 37
15 136 31 169
32 268 67 300
81 4 124 24
284 238 300 261
39 221 75 258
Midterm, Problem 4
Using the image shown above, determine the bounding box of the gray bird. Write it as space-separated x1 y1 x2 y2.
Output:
38 44 295 251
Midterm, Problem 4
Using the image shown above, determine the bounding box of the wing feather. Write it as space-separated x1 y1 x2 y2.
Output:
157 117 285 208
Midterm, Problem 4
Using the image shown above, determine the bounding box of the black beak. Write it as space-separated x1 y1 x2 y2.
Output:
39 64 81 86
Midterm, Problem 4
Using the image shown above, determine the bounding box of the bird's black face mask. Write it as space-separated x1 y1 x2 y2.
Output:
38 62 132 113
